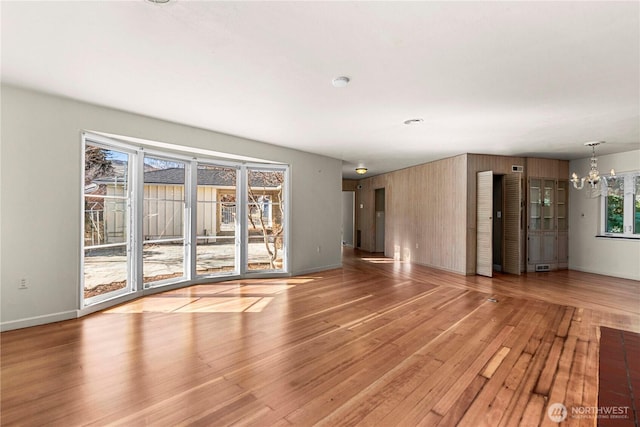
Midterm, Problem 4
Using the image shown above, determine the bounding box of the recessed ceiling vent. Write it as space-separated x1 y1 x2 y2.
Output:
512 165 524 173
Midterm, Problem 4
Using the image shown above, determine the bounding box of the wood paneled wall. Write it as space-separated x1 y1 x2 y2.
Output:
354 154 568 276
342 179 358 192
356 155 468 274
527 158 569 179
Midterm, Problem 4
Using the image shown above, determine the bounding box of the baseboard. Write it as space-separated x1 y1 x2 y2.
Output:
569 265 640 281
1 310 78 332
294 263 342 276
411 260 466 276
1 265 342 331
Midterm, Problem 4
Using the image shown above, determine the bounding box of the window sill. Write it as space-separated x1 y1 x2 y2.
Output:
595 234 640 240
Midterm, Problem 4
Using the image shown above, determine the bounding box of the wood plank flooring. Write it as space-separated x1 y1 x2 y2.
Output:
1 249 639 426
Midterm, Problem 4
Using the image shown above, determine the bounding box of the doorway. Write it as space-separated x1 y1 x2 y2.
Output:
477 172 522 277
375 188 385 253
493 175 504 272
342 191 355 246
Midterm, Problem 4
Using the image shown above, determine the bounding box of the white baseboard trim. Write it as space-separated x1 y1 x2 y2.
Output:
1 310 78 332
2 264 344 331
568 266 640 281
293 263 342 276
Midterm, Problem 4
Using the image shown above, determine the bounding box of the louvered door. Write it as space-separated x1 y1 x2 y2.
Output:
503 173 522 275
476 171 493 277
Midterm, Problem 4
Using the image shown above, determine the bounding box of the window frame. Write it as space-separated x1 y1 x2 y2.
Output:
193 160 242 279
80 131 290 310
81 135 140 307
600 171 640 239
141 152 191 288
244 164 290 274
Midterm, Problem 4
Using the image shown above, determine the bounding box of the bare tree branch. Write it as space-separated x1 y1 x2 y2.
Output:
248 170 284 268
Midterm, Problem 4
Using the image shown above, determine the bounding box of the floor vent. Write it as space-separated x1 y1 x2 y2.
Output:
535 264 551 272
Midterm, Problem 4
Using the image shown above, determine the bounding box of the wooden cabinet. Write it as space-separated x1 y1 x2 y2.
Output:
527 178 568 271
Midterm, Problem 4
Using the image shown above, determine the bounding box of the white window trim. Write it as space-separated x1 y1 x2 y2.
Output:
81 136 139 307
243 163 290 274
81 131 291 312
599 170 640 239
193 160 242 280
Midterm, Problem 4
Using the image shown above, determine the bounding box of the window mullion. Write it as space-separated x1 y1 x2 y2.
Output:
238 165 248 274
133 149 145 291
188 160 198 280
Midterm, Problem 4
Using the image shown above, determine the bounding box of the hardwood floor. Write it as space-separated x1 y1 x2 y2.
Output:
1 249 639 426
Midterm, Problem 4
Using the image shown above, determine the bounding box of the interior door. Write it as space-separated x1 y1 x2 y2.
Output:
341 191 355 246
375 211 385 252
503 173 522 275
476 171 493 277
375 188 385 253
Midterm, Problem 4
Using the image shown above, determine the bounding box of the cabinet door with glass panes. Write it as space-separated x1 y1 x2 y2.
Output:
557 180 568 267
528 178 559 271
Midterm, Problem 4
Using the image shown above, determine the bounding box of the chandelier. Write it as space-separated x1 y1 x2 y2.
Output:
570 141 615 190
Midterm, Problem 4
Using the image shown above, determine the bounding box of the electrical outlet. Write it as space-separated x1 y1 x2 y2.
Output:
416 243 419 249
18 278 28 289
317 245 321 253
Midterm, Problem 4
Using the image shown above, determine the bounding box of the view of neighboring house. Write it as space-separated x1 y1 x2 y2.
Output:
85 165 281 246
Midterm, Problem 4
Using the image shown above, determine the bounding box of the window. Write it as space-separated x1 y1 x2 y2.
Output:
83 143 135 304
196 163 239 276
246 167 287 272
601 171 640 238
605 178 624 233
81 132 289 308
143 156 188 286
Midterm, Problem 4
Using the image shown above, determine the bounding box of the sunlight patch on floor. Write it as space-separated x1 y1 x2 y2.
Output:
362 258 407 264
104 297 199 313
104 284 295 313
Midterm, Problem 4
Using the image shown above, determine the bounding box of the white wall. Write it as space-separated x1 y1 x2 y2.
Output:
568 149 640 280
0 85 343 329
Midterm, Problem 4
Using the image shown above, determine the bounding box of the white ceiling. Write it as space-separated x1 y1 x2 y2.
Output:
2 1 639 179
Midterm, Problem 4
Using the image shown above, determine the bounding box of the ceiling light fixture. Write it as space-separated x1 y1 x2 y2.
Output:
403 118 424 125
355 167 368 175
332 76 350 88
570 141 615 190
146 0 170 3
